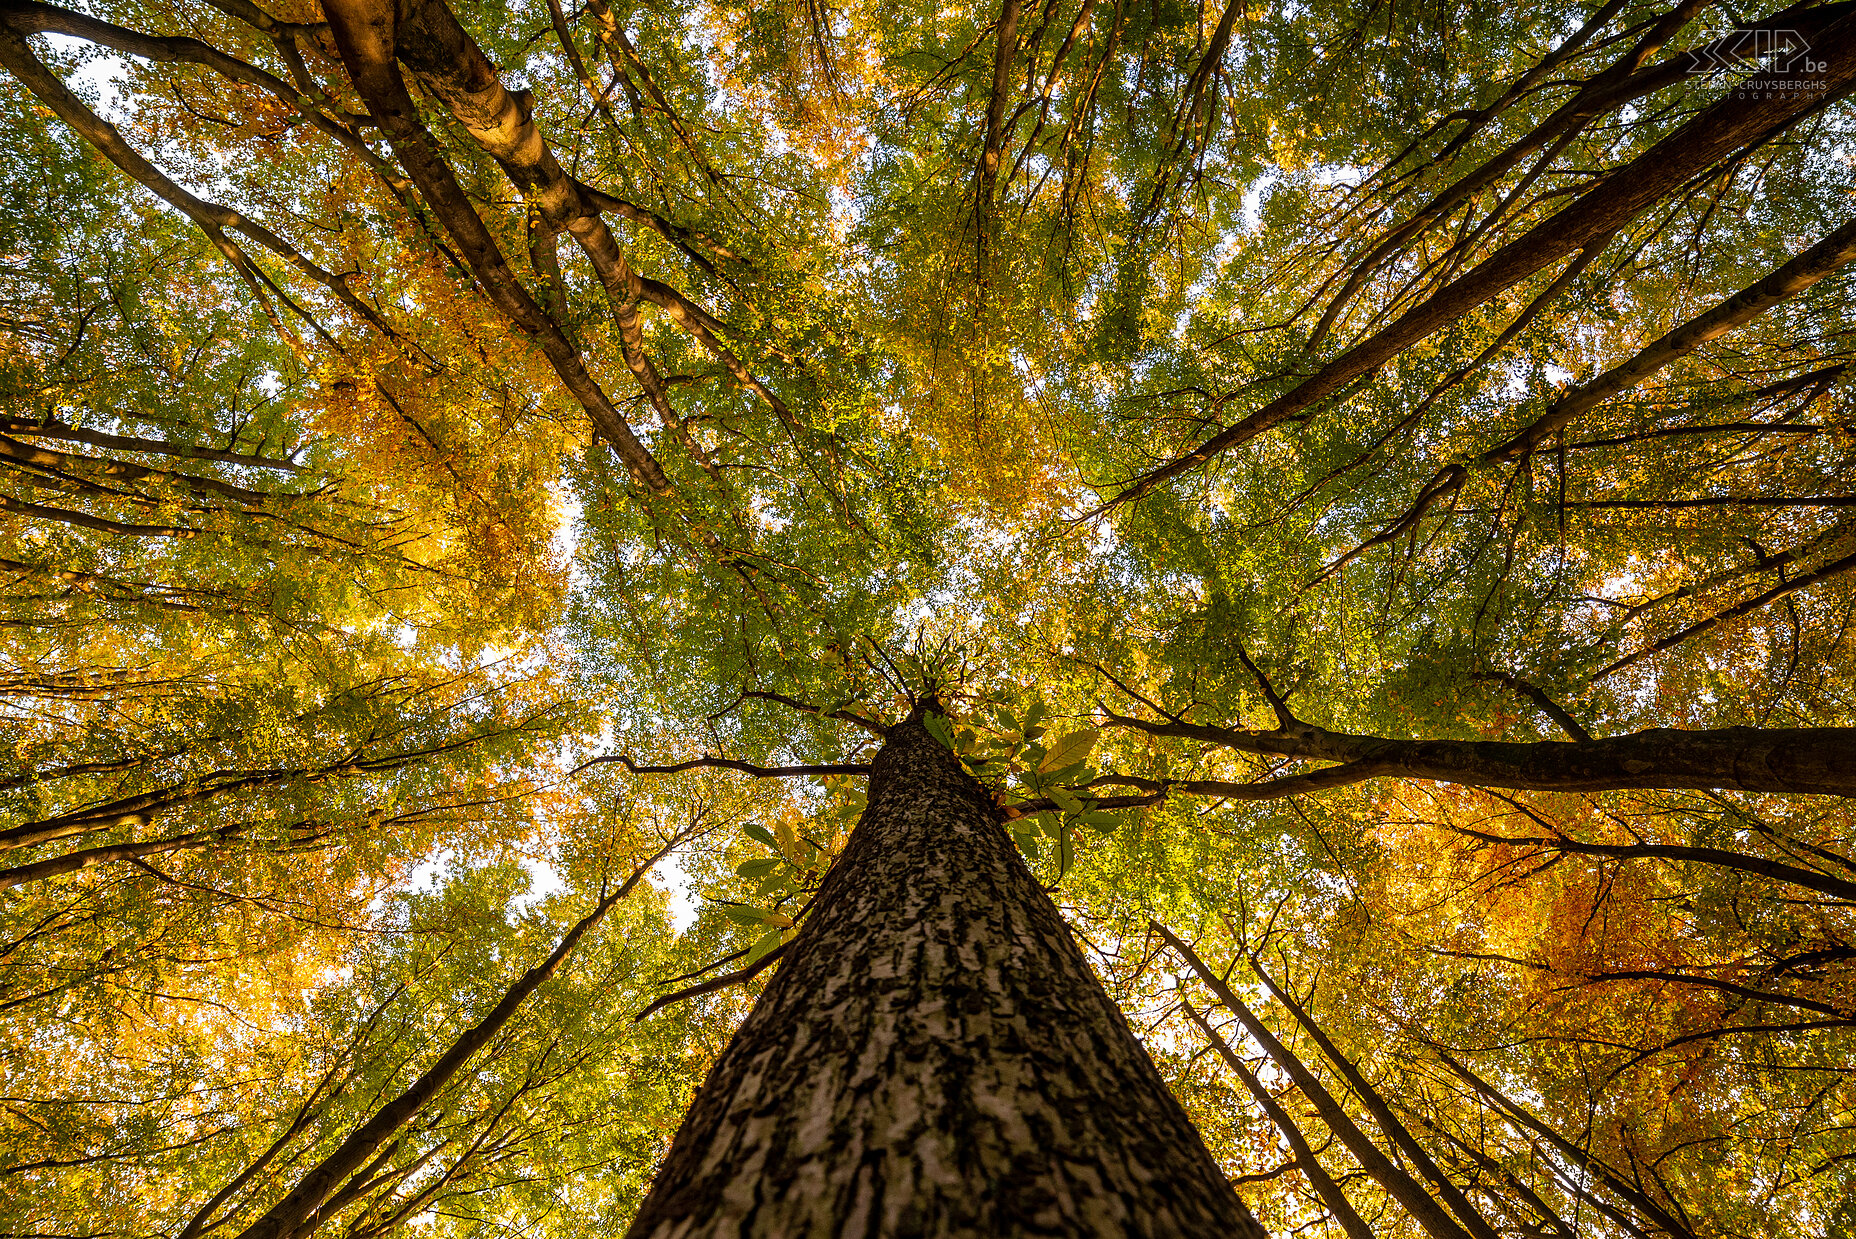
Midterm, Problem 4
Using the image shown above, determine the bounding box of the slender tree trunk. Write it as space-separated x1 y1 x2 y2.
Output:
627 710 1266 1238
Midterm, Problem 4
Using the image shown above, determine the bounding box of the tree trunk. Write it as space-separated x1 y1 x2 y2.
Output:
626 711 1267 1238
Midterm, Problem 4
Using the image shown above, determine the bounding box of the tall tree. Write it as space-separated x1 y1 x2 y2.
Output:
628 702 1268 1239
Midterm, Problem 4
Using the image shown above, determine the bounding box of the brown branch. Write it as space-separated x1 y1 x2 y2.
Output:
1005 789 1166 817
1596 546 1856 678
1484 215 1856 471
1309 0 1724 347
319 0 675 497
0 416 307 473
0 555 221 613
1470 671 1592 741
1099 706 1856 797
1 0 390 176
578 183 738 268
734 689 888 737
0 824 251 890
1429 1048 1701 1239
973 0 1021 287
1568 494 1856 509
1571 968 1850 1019
631 941 789 1022
1233 642 1298 729
0 432 297 505
1087 767 1397 802
0 491 196 538
0 731 508 852
1447 822 1856 903
1153 921 1477 1239
196 0 327 39
176 1014 381 1239
1247 956 1503 1239
583 0 729 192
0 16 392 337
575 754 870 778
1318 210 1856 580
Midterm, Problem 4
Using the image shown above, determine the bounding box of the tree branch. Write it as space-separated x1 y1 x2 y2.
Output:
1100 706 1856 797
1470 671 1592 741
1152 921 1477 1239
575 754 871 778
631 941 789 1022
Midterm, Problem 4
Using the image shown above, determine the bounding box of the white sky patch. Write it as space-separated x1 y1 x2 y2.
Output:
512 856 567 912
749 494 789 533
405 848 455 893
41 36 130 119
552 487 586 584
1239 175 1273 233
655 851 699 933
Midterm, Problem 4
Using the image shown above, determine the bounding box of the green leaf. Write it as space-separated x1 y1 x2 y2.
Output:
721 903 771 926
1080 810 1122 833
1048 786 1084 813
743 823 777 848
1038 728 1099 774
745 928 784 965
1057 829 1074 877
922 712 954 749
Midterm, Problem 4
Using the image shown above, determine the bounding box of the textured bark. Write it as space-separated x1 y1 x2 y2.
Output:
627 714 1267 1238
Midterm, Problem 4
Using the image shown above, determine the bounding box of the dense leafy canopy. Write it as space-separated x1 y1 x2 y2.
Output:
3 0 1855 1233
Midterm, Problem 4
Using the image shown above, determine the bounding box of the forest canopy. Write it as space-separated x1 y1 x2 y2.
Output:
2 0 1855 1233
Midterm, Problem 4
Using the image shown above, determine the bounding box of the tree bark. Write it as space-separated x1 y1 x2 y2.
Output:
626 712 1267 1238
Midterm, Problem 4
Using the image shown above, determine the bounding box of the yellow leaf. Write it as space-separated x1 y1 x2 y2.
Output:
1037 728 1099 774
